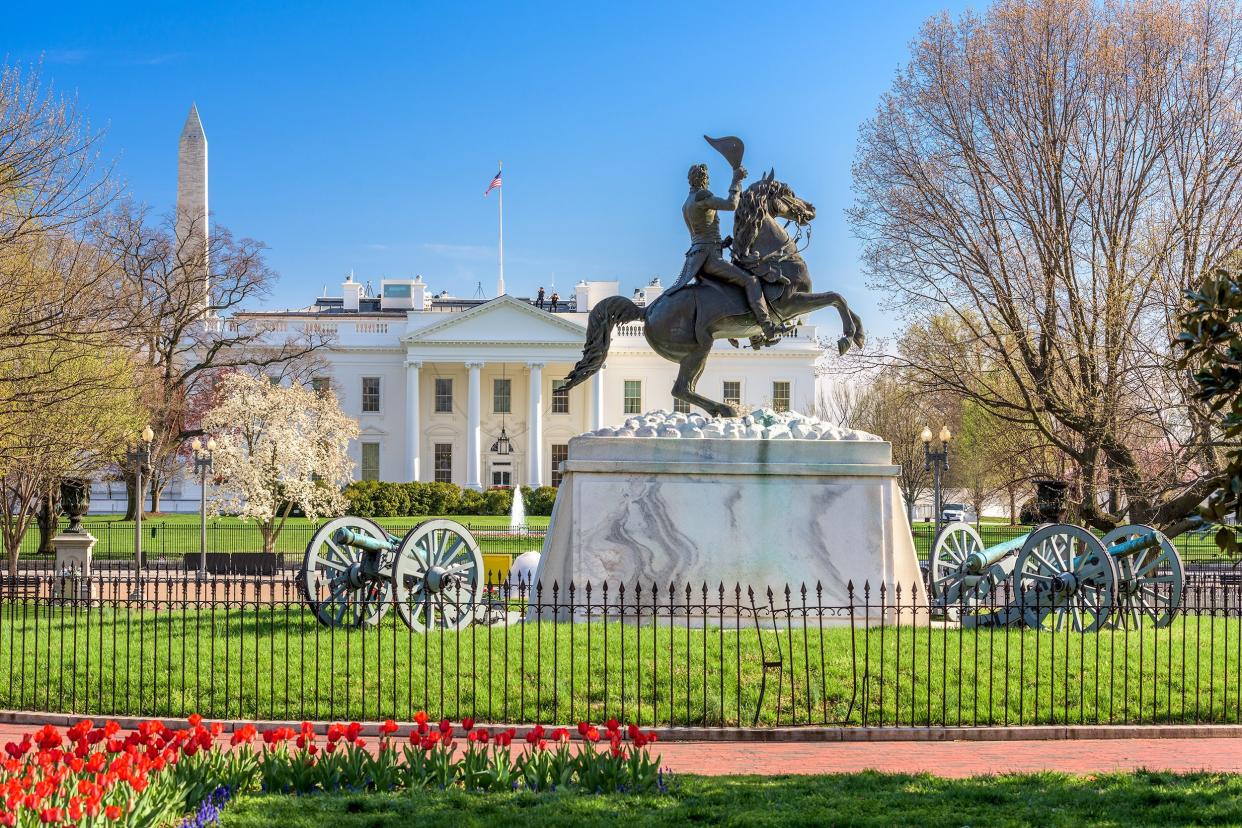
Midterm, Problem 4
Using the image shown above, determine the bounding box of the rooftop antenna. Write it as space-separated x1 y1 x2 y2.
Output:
473 280 487 299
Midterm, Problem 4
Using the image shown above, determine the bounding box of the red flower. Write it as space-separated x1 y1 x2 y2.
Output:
187 714 202 727
380 720 399 736
577 721 590 736
605 718 620 732
627 723 641 740
584 727 600 743
414 711 429 725
346 722 362 740
327 724 345 743
0 812 15 826
462 718 475 731
105 804 122 821
39 807 63 823
438 719 452 734
525 725 545 744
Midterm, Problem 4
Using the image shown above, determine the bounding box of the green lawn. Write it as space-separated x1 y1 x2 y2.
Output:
4 603 1240 727
218 772 1242 827
20 513 549 559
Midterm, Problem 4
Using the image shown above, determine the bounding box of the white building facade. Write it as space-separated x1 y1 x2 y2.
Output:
236 276 827 491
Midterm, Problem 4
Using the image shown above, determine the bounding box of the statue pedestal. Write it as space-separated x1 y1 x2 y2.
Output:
531 429 923 622
53 532 97 601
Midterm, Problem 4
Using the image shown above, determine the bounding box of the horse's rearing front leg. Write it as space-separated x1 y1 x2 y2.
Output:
773 290 862 354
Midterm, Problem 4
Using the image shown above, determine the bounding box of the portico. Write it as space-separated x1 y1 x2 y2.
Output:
401 295 596 488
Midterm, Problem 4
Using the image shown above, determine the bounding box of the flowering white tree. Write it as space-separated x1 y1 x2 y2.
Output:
202 373 358 554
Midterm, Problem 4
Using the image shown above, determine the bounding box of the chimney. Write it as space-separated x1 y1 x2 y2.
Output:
342 273 361 311
411 275 427 310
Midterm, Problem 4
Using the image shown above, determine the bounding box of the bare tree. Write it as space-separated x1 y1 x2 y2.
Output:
849 368 952 523
851 0 1242 535
96 203 329 516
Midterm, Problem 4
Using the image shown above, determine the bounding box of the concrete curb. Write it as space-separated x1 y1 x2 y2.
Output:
3 710 1242 742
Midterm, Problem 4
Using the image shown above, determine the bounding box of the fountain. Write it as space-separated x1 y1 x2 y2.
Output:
509 486 526 533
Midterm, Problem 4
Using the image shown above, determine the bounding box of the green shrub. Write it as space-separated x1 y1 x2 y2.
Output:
458 488 486 515
483 487 513 516
524 486 558 516
342 481 380 517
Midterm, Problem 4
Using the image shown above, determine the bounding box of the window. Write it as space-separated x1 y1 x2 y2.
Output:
772 381 791 413
361 377 381 413
492 464 512 487
434 443 453 483
493 378 511 414
672 398 691 414
552 380 569 414
551 444 569 487
311 376 331 395
722 381 741 407
360 442 380 481
623 380 642 415
382 283 411 298
434 378 453 413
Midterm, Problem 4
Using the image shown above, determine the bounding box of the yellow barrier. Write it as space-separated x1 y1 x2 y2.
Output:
483 553 516 586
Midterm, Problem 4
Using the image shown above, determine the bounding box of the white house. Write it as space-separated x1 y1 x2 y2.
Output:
235 275 826 491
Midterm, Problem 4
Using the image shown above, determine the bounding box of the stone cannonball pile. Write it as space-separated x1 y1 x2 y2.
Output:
583 408 881 441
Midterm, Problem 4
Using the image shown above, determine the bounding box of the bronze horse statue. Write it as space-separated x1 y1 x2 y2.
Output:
562 172 864 416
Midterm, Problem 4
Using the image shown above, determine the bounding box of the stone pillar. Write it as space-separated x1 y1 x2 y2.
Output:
53 532 97 601
466 362 483 489
592 364 605 431
527 362 544 487
405 360 421 481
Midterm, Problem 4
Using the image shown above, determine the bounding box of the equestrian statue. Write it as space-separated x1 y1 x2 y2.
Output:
562 135 864 418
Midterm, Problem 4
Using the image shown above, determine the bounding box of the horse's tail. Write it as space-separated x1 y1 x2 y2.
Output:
562 296 644 390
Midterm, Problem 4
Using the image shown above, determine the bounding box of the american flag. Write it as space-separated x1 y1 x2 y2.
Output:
484 169 502 196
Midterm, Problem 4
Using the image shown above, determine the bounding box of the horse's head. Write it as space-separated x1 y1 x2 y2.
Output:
755 168 815 224
734 170 815 255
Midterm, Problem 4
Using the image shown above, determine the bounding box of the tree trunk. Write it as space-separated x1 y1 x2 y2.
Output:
36 492 59 555
1007 485 1017 526
149 477 164 514
123 471 139 522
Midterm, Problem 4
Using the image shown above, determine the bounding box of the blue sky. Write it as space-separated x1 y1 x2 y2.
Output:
8 0 968 338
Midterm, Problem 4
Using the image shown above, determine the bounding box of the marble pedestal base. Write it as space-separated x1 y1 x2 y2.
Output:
53 531 97 601
531 436 923 621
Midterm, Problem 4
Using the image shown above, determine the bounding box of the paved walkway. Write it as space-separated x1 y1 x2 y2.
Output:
652 738 1242 777
4 717 1242 777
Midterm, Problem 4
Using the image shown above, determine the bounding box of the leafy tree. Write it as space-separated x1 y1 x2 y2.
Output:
1178 267 1242 553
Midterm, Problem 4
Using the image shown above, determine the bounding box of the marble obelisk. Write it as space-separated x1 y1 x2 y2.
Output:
177 103 209 308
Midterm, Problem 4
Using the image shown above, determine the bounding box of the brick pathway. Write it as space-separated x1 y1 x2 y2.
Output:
651 738 1242 777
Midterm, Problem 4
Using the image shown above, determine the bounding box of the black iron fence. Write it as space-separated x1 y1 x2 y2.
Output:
3 571 1241 728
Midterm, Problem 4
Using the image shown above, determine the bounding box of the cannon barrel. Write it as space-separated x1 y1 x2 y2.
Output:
965 532 1030 574
331 527 397 554
1105 530 1162 559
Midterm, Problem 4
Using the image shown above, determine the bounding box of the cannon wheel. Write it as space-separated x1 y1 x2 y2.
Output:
1101 524 1184 629
929 522 987 605
1014 523 1117 632
300 516 395 628
392 519 485 632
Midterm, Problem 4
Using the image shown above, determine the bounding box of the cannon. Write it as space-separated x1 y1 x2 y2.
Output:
298 517 485 631
929 521 1184 632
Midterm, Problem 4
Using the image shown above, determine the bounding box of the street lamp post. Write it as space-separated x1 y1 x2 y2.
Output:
126 426 154 573
191 436 216 577
922 425 952 536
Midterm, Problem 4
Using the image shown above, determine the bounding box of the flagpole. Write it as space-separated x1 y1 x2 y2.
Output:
497 160 505 297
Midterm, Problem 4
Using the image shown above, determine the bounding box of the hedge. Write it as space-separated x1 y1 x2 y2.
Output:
342 480 557 518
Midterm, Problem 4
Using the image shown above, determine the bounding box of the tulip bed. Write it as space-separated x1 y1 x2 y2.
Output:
0 715 664 827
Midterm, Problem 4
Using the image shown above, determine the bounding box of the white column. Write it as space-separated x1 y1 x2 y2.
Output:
592 364 605 430
466 361 483 489
527 362 544 486
404 360 421 481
